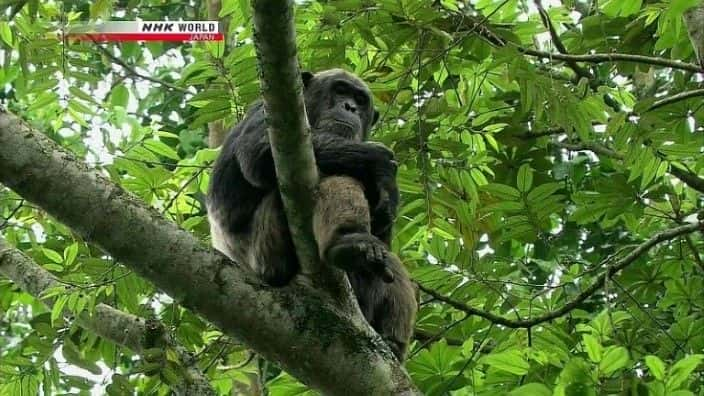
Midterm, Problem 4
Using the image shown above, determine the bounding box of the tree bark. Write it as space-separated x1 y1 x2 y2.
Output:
207 0 230 149
250 0 322 279
0 109 418 395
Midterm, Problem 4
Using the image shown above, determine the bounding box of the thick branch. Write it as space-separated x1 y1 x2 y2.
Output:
670 166 704 194
418 222 702 328
0 236 214 395
0 110 417 395
250 0 321 277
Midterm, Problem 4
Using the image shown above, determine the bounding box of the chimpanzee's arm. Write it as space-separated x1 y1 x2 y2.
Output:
232 113 398 239
234 122 395 193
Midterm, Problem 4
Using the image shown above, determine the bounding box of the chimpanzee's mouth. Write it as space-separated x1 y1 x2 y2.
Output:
333 120 355 128
313 118 360 139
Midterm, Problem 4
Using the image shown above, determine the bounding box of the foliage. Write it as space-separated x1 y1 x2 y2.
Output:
1 0 704 394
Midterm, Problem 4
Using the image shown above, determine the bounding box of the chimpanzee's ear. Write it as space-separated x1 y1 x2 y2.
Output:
301 71 314 88
372 109 380 126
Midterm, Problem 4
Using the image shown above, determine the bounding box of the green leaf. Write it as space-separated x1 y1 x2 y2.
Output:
482 183 521 200
602 0 642 16
42 248 63 264
62 339 102 375
191 108 233 128
582 334 602 363
143 140 180 160
44 263 64 272
40 285 66 300
508 383 552 396
69 86 98 105
598 346 629 375
659 144 701 158
640 156 660 189
220 0 238 16
667 354 703 390
517 164 533 192
527 182 562 203
51 295 67 326
106 374 134 395
644 355 666 381
482 350 530 375
63 243 79 267
68 99 95 116
482 201 525 212
668 391 694 396
26 92 58 112
0 22 12 46
470 168 488 186
110 84 129 108
90 0 113 19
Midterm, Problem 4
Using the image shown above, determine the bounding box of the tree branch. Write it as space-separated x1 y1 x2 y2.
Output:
555 141 704 195
417 222 702 328
533 0 592 80
519 126 565 139
646 88 704 112
670 166 704 194
250 0 322 279
519 48 704 73
443 10 704 74
554 141 623 159
0 236 215 395
0 109 417 395
206 0 230 149
93 44 189 93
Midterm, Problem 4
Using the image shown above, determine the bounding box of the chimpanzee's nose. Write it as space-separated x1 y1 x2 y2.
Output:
344 101 357 113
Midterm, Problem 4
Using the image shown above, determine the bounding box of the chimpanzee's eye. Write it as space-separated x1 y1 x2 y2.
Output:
333 81 350 95
354 92 368 106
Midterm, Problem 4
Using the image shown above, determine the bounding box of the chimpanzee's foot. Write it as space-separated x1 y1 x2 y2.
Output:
325 232 394 282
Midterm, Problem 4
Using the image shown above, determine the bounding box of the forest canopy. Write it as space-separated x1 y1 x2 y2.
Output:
1 0 704 395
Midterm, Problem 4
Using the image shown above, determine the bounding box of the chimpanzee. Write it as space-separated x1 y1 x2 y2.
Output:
207 69 416 359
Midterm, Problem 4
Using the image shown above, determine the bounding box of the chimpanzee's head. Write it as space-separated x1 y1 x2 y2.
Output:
302 69 379 141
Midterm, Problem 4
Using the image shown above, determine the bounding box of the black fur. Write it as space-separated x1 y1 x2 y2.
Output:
207 69 415 359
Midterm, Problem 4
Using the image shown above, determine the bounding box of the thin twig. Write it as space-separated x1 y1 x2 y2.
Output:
519 48 704 74
118 156 213 169
520 127 565 139
611 278 686 354
93 43 189 93
410 315 469 357
647 88 704 112
417 222 702 328
162 168 205 215
684 235 704 272
556 141 704 195
533 0 592 80
554 141 623 159
443 8 704 74
0 199 24 230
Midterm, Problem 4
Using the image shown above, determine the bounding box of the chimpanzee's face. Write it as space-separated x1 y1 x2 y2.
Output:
303 69 379 141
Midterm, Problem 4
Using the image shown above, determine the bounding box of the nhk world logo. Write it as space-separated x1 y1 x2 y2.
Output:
66 21 222 42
